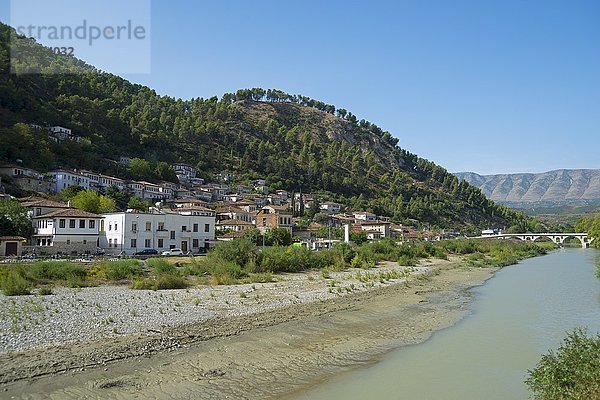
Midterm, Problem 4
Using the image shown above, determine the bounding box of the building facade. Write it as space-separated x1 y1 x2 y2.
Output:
32 209 102 254
100 210 216 255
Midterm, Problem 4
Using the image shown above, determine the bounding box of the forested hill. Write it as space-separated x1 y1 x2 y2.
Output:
0 22 530 230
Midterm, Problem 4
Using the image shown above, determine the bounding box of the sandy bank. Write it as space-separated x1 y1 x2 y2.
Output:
0 257 496 399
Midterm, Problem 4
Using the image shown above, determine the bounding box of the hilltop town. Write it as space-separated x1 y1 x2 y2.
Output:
0 126 445 258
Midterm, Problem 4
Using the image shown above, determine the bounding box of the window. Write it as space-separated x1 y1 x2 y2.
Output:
109 223 112 231
100 220 104 231
109 239 112 246
146 221 151 231
36 208 42 216
158 239 164 248
83 239 87 244
59 219 66 228
131 238 137 248
69 219 76 228
66 239 71 245
114 223 118 231
193 223 198 232
192 239 199 248
114 239 118 248
145 239 151 248
181 225 187 232
158 222 165 231
170 230 175 240
79 220 85 228
132 222 137 232
89 220 95 229
204 224 210 232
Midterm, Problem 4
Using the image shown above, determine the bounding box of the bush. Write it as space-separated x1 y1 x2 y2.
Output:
210 238 257 268
29 261 88 287
102 260 142 281
131 275 188 290
0 267 32 296
209 258 245 284
146 258 177 276
526 328 600 399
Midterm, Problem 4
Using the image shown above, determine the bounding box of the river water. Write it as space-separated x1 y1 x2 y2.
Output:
294 248 600 400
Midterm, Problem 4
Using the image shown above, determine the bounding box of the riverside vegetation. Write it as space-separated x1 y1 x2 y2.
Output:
526 328 600 400
0 239 550 296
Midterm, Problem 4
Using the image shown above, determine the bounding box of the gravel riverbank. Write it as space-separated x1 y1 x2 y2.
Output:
0 257 497 399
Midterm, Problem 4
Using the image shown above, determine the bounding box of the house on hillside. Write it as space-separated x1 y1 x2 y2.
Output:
255 205 293 235
0 165 52 193
356 221 391 239
320 201 341 214
49 169 92 193
353 211 377 223
216 219 254 232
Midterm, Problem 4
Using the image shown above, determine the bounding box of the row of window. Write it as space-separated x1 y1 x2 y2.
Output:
129 238 202 248
131 222 211 233
58 219 96 229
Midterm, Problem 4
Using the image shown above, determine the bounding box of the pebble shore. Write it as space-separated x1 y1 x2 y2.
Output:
0 263 430 353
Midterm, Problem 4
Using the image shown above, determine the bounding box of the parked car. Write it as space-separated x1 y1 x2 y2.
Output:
134 249 158 256
161 248 184 256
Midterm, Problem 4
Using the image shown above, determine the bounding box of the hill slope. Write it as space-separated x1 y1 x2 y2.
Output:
0 22 528 230
455 170 600 206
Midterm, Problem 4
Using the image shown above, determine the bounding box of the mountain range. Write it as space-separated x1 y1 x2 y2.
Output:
455 170 600 207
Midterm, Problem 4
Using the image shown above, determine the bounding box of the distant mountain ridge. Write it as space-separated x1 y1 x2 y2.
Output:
455 169 600 204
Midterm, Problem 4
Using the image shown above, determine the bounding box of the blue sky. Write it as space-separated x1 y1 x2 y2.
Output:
2 0 599 175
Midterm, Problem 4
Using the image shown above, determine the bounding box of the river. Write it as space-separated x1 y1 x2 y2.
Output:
293 248 600 400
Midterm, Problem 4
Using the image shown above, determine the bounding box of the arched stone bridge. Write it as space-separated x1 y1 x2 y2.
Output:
490 233 594 248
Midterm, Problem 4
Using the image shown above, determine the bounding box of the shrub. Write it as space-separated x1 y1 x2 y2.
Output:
245 272 273 283
0 267 32 296
210 238 257 268
526 328 600 399
350 255 365 269
131 275 188 290
102 260 142 281
146 258 177 276
209 258 245 285
38 287 53 295
29 261 88 287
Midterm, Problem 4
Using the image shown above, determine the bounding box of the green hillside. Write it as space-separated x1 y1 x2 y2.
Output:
0 22 531 231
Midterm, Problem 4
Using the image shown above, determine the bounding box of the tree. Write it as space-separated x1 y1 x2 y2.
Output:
60 185 84 200
128 158 153 180
525 328 600 399
266 228 292 246
0 200 32 238
71 190 101 213
105 185 132 210
350 231 368 245
127 196 149 212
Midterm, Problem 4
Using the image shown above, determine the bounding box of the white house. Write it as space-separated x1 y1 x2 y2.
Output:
216 219 254 232
32 209 102 254
353 211 377 222
49 169 93 193
48 126 81 142
357 221 391 239
320 202 341 214
100 210 216 255
173 163 198 183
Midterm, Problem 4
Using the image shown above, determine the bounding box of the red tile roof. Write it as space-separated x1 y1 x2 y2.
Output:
32 209 101 219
